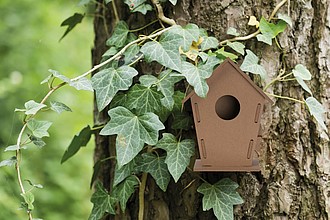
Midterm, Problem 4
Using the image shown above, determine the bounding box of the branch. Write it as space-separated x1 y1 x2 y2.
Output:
151 0 176 26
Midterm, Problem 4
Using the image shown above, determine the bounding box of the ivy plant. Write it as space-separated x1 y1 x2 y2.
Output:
1 0 328 220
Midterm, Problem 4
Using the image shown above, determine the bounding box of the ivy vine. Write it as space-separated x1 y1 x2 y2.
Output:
1 0 328 220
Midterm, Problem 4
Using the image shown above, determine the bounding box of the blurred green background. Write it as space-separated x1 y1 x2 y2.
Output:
0 0 95 219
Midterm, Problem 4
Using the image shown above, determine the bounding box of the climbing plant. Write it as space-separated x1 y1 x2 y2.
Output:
1 0 327 220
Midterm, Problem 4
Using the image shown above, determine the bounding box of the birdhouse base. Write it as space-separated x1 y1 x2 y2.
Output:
193 159 260 172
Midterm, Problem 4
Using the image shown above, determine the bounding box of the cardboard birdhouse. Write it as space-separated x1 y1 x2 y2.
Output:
184 58 272 171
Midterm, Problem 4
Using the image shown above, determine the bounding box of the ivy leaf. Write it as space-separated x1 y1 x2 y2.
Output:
305 97 327 131
24 100 47 115
227 42 245 55
293 64 312 80
248 16 259 28
259 17 287 39
4 145 28 152
29 135 46 148
92 66 138 111
48 69 93 91
102 47 118 58
123 44 141 65
197 178 244 220
295 77 312 95
278 13 293 28
112 176 138 211
27 119 52 138
124 0 152 15
59 13 84 41
100 106 164 167
240 50 267 79
200 36 219 51
169 24 200 51
131 3 152 15
156 133 195 182
126 84 164 115
113 159 137 186
172 91 185 112
106 21 129 48
169 0 177 5
89 182 116 220
226 27 240 36
215 47 238 60
256 34 272 45
139 75 158 87
171 112 193 130
138 153 170 191
181 56 219 97
78 0 92 6
109 93 129 109
21 192 35 211
141 31 182 72
50 101 72 114
61 125 92 164
0 156 17 167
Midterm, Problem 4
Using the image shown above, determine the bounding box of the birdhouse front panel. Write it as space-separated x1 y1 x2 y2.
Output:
187 59 272 171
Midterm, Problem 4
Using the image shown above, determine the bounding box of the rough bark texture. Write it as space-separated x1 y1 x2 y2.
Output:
92 0 330 219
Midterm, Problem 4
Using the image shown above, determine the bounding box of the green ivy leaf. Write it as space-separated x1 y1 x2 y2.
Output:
0 156 17 167
226 27 240 36
59 13 84 41
181 56 219 97
92 66 138 111
112 176 139 211
123 44 141 65
197 178 244 220
305 97 327 131
106 21 129 48
278 13 293 28
48 69 93 91
61 125 92 164
293 64 312 80
132 3 152 15
168 24 200 51
21 192 34 211
227 42 245 55
258 17 287 45
89 182 116 220
172 91 185 112
78 0 92 6
138 153 170 191
240 50 267 79
27 119 52 138
100 106 164 167
295 77 312 95
256 34 272 45
50 101 72 114
109 93 129 109
126 84 164 115
171 112 192 130
215 47 238 60
200 36 219 51
141 31 182 72
156 133 195 182
29 135 46 148
124 0 152 15
4 145 27 152
113 159 137 186
24 100 47 115
102 47 118 58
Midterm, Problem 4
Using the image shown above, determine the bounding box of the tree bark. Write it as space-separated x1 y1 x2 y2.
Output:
92 0 330 219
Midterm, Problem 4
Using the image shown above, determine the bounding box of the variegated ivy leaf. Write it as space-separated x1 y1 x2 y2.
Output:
168 24 200 51
240 50 267 79
138 153 170 192
126 84 164 115
48 69 93 91
227 42 245 55
113 158 137 186
100 106 164 167
181 56 219 97
156 133 195 182
50 101 72 114
226 27 240 36
112 176 139 211
305 97 327 131
27 119 52 138
256 34 272 45
200 36 219 51
89 182 116 220
106 21 129 48
24 100 47 115
123 44 141 65
4 145 28 152
92 66 138 111
141 31 182 72
0 156 17 167
124 0 152 15
197 178 244 220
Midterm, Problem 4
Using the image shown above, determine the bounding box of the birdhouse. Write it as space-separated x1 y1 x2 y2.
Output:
183 58 272 171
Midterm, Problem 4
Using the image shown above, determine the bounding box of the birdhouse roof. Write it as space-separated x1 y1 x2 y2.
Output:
183 58 272 103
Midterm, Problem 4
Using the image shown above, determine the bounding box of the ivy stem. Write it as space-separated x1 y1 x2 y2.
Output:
111 0 119 24
265 92 305 104
138 172 148 220
71 26 172 82
129 20 159 33
151 0 176 26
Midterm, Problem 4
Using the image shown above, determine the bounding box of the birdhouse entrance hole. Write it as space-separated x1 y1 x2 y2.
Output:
215 95 240 120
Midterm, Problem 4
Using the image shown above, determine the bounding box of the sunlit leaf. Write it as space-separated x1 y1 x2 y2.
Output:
138 153 170 191
156 133 195 182
256 34 272 45
240 50 267 79
100 106 164 167
4 145 27 152
61 125 92 164
200 36 219 51
293 64 312 80
248 16 259 28
168 24 200 51
69 77 93 91
24 100 47 115
259 17 287 39
305 97 327 131
197 178 244 220
112 176 138 211
50 101 72 114
215 47 238 60
226 27 240 36
227 42 245 55
27 119 52 138
0 156 17 167
92 66 138 111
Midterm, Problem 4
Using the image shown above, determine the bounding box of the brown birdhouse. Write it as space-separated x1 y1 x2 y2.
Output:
183 58 272 171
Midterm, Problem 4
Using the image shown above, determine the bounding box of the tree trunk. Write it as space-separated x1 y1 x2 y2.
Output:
92 0 330 219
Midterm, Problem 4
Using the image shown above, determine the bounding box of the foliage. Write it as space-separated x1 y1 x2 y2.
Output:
1 0 328 220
